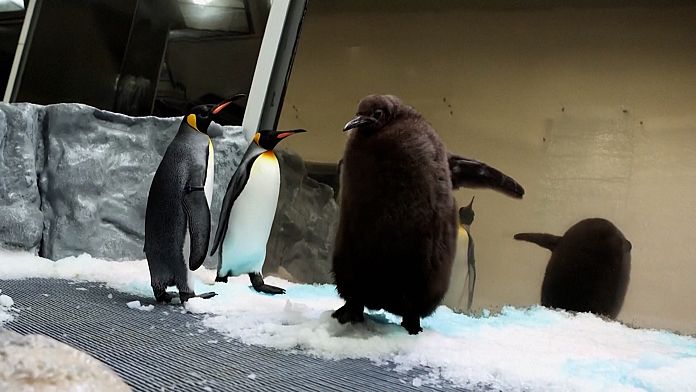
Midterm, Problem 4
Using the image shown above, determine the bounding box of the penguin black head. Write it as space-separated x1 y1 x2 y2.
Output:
343 94 404 133
254 129 307 150
459 196 475 225
185 94 246 135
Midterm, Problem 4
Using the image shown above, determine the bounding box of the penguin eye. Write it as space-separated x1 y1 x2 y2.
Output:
373 109 384 120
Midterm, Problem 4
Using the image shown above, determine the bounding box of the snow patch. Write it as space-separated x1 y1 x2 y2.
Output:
126 301 154 312
1 248 695 391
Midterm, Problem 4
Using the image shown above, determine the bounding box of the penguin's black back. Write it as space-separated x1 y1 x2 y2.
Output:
144 124 210 287
541 218 632 319
333 97 457 318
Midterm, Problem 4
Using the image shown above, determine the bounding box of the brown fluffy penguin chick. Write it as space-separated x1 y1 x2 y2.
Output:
333 95 525 334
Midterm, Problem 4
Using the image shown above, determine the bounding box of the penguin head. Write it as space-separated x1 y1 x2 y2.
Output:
459 196 475 225
254 129 307 150
185 94 245 135
343 94 403 133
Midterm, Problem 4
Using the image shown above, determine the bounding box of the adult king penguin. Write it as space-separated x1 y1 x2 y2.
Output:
210 129 306 294
333 94 525 334
144 99 234 303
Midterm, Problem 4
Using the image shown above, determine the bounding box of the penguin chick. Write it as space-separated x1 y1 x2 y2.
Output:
514 218 632 319
210 129 307 295
333 94 524 335
144 99 234 303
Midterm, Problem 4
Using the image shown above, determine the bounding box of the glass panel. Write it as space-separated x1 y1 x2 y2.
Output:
277 0 696 336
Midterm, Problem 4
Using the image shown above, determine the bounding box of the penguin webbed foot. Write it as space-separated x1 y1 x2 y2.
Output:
154 288 173 304
249 273 286 295
331 302 365 324
401 315 423 335
215 275 229 283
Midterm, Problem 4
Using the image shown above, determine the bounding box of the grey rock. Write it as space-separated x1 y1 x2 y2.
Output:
0 103 43 252
264 149 339 284
38 103 248 262
2 102 338 283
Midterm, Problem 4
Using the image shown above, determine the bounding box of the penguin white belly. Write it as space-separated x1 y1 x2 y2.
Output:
204 141 214 206
220 152 280 276
443 228 470 309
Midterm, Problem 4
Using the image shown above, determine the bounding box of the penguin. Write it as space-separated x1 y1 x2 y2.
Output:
446 196 477 312
333 94 525 334
514 218 632 319
144 99 234 303
210 129 307 294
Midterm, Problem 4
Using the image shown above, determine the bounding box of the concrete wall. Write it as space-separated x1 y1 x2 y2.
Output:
277 1 696 334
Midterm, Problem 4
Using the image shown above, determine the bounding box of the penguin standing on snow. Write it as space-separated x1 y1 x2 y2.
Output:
456 197 477 311
210 129 306 294
333 94 524 334
514 218 632 319
144 99 234 303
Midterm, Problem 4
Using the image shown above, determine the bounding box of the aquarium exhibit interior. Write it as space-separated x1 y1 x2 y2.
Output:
1 0 696 391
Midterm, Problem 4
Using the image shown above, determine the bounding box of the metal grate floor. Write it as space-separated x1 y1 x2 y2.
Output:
1 278 484 392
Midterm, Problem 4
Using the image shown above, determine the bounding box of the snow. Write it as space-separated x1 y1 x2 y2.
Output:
1 248 695 391
0 293 13 326
126 300 154 311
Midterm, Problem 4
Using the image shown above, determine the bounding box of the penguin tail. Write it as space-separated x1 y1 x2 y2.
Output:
513 233 561 251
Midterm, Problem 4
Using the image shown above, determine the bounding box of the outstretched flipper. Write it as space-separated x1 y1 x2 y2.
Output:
448 153 525 198
183 186 211 270
249 272 285 295
513 233 561 251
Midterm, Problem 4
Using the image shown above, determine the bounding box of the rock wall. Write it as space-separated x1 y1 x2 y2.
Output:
265 150 338 284
0 104 43 253
0 103 336 282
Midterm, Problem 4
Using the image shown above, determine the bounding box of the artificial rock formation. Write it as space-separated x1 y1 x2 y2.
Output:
0 103 337 282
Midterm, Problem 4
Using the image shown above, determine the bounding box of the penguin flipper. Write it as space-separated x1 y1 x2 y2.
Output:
513 233 561 251
210 150 262 255
183 187 211 270
447 152 525 198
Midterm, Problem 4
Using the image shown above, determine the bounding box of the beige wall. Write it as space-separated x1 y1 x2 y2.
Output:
277 1 696 335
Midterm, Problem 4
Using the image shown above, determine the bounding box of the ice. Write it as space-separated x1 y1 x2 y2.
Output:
107 294 113 299
126 300 154 311
1 248 695 391
247 373 257 380
0 294 13 308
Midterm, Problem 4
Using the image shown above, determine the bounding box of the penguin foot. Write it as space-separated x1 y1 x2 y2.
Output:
401 316 423 335
331 303 365 324
215 276 229 283
253 284 286 295
179 292 196 303
154 291 173 304
249 273 286 295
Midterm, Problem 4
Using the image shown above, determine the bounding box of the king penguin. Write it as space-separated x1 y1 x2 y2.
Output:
444 196 477 311
333 94 525 334
144 99 234 303
210 129 306 294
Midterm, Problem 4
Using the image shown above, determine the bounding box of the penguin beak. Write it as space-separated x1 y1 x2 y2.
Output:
343 115 377 132
276 129 307 139
448 154 525 199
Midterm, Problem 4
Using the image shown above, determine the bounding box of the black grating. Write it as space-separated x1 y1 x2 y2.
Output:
1 278 484 392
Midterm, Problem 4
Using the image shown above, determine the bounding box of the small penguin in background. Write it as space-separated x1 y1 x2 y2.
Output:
514 218 632 319
145 99 235 303
458 196 477 311
333 94 525 334
210 129 307 294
